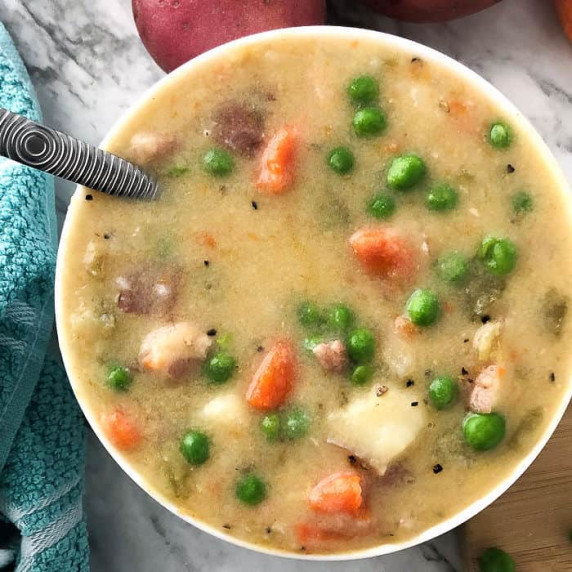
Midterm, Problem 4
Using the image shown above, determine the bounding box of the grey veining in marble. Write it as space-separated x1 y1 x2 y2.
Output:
1 0 571 570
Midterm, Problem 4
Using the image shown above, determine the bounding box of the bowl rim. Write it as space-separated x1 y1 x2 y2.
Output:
55 25 572 561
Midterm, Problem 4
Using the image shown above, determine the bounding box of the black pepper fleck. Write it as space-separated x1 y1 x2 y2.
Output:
433 464 443 474
348 455 357 465
222 523 232 530
300 546 306 552
203 260 210 267
251 200 258 210
257 345 265 353
411 57 421 63
265 526 272 534
103 233 111 240
507 164 515 174
481 314 491 324
463 338 470 343
219 185 227 193
411 401 419 407
550 372 556 382
424 369 432 377
406 379 415 387
461 367 469 376
207 328 217 337
85 194 93 201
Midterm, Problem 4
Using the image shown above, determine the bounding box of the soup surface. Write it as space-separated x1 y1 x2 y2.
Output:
58 31 572 555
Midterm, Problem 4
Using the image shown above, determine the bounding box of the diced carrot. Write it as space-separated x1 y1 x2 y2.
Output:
256 127 297 195
349 227 416 281
394 315 418 338
555 0 572 43
295 522 345 546
101 409 141 450
308 471 363 515
497 366 507 378
246 340 296 410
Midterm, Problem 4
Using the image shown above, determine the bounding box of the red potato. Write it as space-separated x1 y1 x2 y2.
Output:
132 0 326 73
357 0 502 22
555 0 572 43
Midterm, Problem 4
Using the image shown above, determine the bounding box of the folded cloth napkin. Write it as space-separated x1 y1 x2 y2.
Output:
0 23 89 571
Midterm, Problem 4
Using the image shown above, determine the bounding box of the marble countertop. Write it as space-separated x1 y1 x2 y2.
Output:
1 0 571 570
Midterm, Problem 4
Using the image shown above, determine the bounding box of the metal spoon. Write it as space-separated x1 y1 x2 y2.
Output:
0 107 159 200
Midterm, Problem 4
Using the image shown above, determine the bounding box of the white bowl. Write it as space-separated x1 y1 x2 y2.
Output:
55 26 572 561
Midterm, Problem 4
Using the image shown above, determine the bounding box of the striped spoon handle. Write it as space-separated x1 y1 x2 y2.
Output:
0 107 159 200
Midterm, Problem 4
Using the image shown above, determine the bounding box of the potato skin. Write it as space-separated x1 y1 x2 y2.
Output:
132 0 326 72
358 0 503 22
555 0 572 43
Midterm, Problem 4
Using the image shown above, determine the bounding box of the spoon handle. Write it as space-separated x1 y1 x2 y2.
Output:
0 107 158 199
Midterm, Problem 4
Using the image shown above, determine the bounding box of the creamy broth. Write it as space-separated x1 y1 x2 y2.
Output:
58 33 572 555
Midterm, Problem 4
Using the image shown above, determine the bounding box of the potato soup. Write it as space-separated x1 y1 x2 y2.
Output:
57 32 572 555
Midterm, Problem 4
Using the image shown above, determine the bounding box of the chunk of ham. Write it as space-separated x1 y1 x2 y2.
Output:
312 340 347 372
139 322 212 379
212 102 264 158
469 365 503 414
116 267 180 315
128 132 177 166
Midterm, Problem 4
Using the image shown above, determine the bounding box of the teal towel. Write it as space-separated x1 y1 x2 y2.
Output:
0 23 89 571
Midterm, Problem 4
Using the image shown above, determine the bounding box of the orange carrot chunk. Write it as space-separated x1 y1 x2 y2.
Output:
256 126 297 195
349 227 415 281
295 522 345 546
308 471 363 515
101 409 142 450
246 340 296 410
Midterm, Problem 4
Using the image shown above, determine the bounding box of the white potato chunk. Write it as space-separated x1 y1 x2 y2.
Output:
201 393 248 433
473 321 502 362
139 322 211 379
326 387 426 475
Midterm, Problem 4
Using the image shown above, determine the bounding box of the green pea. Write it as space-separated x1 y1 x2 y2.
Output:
478 547 515 572
426 183 458 211
235 473 267 506
303 335 323 355
387 154 427 190
352 107 387 137
463 413 506 451
406 289 440 327
283 408 311 440
297 301 324 329
367 192 396 219
327 147 355 174
106 366 133 392
203 148 234 176
488 122 512 149
351 365 374 387
260 414 281 441
346 328 376 363
511 191 533 215
203 352 237 384
478 236 517 275
180 430 210 465
347 75 379 106
428 376 458 409
437 252 469 284
327 304 354 332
